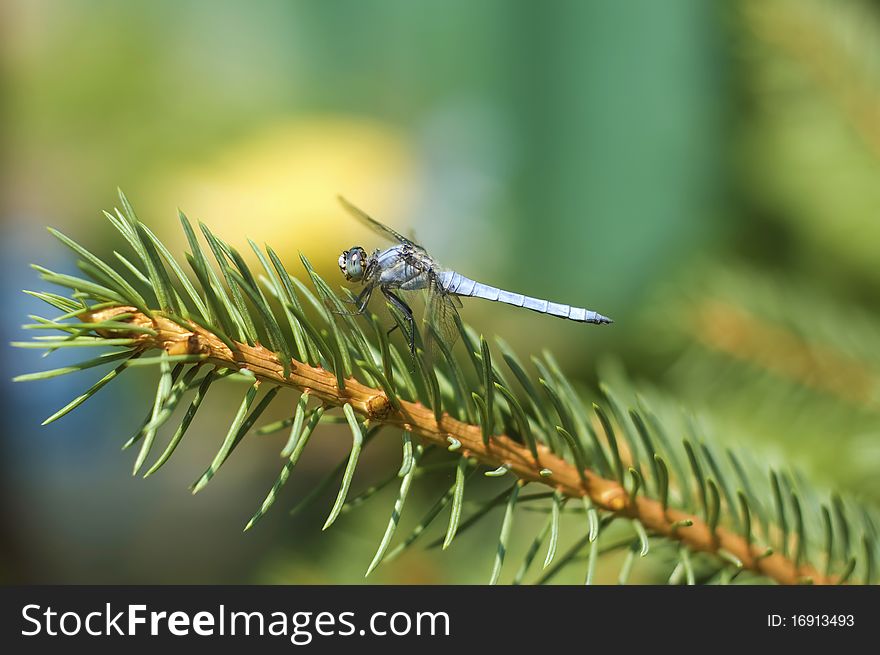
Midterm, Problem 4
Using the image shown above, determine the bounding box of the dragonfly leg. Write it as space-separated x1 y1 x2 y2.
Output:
355 286 373 313
382 288 415 355
332 286 373 316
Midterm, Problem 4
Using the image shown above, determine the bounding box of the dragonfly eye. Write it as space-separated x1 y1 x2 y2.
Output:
339 247 366 281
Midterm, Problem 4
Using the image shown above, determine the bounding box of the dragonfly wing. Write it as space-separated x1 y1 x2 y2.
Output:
424 278 461 355
337 196 421 249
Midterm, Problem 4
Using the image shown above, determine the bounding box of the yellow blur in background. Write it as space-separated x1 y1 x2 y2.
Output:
154 116 417 265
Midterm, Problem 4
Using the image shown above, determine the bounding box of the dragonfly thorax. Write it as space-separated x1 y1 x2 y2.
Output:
338 246 368 282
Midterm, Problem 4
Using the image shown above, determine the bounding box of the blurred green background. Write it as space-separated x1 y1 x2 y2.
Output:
2 0 879 584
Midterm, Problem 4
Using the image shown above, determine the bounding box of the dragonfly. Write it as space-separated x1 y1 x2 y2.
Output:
336 196 612 355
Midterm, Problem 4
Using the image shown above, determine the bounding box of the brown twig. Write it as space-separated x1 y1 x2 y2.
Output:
85 305 836 585
694 300 878 409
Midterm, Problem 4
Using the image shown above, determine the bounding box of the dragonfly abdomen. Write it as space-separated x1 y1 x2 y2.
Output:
438 271 612 324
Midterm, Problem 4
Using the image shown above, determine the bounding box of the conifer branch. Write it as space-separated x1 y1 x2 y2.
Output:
14 191 876 585
77 304 835 585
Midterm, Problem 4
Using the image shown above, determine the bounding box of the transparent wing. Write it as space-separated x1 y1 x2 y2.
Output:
337 195 422 249
424 278 462 356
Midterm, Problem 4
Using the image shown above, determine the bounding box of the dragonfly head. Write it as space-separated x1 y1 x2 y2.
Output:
338 246 367 282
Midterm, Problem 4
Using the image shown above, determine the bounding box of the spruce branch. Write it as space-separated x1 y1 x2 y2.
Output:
12 190 878 585
68 303 835 584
